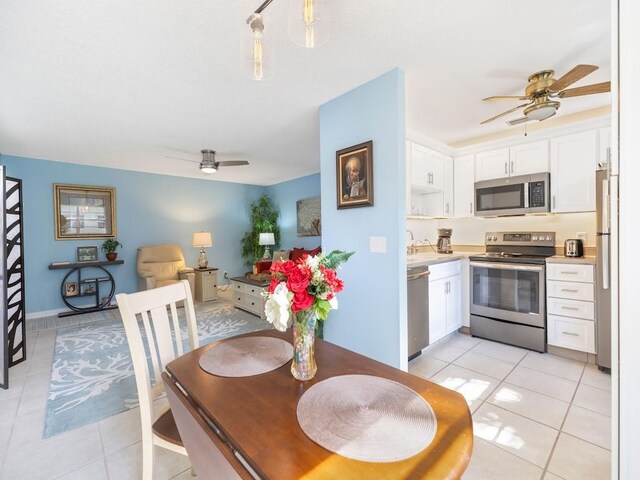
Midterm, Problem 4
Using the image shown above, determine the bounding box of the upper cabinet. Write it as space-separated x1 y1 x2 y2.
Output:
408 141 454 217
454 154 475 218
475 141 549 181
550 130 598 213
598 127 611 168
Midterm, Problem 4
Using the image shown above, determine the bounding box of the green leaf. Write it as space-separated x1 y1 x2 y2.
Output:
314 299 331 321
321 250 355 269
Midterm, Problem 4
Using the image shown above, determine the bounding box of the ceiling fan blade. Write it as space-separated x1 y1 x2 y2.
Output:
165 155 199 164
549 64 599 92
480 102 531 125
217 160 250 167
558 81 611 98
482 96 528 102
507 117 531 126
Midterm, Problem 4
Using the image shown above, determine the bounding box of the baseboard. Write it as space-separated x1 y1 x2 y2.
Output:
26 300 120 321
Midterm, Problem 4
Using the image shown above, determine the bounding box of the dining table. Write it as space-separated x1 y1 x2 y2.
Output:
164 329 473 480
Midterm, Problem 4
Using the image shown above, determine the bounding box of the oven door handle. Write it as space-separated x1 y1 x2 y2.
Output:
470 261 544 272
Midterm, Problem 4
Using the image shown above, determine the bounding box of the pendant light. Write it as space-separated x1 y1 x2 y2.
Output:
287 0 331 48
244 1 275 81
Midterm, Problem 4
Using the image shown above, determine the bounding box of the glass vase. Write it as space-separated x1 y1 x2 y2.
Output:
291 311 317 381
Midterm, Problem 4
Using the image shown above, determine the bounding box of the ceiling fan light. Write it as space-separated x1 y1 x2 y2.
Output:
199 163 218 174
524 102 560 121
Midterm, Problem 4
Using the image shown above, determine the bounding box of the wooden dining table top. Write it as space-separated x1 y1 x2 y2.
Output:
165 329 473 480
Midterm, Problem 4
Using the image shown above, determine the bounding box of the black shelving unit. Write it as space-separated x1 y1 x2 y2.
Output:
48 260 124 317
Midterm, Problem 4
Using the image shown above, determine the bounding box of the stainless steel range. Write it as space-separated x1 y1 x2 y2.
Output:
469 231 556 352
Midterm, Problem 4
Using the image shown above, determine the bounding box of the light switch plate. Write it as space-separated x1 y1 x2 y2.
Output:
369 236 387 253
576 232 587 242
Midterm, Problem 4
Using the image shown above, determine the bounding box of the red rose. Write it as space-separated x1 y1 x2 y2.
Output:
280 260 297 277
267 276 281 293
286 266 310 294
291 290 314 312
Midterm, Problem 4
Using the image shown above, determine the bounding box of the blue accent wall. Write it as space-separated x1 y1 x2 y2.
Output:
0 155 265 315
319 69 407 369
266 173 321 250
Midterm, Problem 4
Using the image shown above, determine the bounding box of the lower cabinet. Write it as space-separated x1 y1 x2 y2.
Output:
194 268 218 303
231 278 266 319
429 261 462 344
546 263 596 353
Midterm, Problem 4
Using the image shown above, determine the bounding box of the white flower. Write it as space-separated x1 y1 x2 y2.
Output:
264 283 291 332
305 254 321 271
328 296 339 310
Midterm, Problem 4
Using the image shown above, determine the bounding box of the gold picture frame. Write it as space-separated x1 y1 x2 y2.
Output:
336 141 373 209
54 184 116 240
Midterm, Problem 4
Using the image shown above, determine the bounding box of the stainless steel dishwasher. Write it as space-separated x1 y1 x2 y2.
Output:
407 265 430 360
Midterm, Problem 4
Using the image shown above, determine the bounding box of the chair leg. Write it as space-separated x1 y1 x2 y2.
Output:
142 439 154 480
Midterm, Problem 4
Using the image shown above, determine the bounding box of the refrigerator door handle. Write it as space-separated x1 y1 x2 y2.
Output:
601 179 609 233
602 235 610 290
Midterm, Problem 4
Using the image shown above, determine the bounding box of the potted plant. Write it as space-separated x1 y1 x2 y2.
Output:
241 195 281 267
101 239 122 261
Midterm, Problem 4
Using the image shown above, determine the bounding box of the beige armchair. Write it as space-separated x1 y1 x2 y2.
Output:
136 245 195 299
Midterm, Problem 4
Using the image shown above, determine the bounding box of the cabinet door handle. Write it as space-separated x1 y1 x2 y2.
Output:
510 160 514 174
561 288 579 293
561 331 580 337
561 306 580 311
553 195 556 209
560 271 578 275
470 202 473 214
504 162 508 174
445 203 449 214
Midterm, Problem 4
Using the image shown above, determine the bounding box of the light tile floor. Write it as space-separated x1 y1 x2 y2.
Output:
410 332 612 480
1 326 611 479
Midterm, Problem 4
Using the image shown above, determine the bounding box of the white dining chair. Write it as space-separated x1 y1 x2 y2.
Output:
116 280 199 480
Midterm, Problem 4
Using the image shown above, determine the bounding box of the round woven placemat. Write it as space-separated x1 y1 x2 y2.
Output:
199 337 293 377
296 374 437 463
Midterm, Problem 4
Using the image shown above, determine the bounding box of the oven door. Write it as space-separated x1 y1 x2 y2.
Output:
470 261 546 327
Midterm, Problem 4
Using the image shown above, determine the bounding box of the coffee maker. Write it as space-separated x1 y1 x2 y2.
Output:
437 228 453 254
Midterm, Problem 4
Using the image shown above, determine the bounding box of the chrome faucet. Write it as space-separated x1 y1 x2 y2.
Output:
406 229 417 255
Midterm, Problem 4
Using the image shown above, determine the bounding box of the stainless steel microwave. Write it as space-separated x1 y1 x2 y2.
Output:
474 172 550 217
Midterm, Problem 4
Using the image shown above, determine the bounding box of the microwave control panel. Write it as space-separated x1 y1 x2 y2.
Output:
529 181 546 207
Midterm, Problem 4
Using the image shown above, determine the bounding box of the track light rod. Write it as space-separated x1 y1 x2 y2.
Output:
254 0 274 15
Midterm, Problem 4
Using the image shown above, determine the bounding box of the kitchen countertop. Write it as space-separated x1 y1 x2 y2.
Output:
546 255 597 265
407 252 476 267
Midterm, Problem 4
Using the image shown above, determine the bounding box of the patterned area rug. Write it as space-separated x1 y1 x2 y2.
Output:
44 300 271 438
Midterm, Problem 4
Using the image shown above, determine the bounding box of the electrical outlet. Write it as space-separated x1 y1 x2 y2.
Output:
576 232 587 242
223 271 229 280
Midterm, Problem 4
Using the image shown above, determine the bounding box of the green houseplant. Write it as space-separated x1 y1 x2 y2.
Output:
101 239 122 261
241 195 281 267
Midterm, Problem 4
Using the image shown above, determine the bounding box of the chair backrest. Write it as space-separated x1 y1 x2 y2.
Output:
162 371 243 480
116 280 199 427
137 245 188 282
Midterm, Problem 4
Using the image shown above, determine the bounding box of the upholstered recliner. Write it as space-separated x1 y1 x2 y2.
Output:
136 245 195 299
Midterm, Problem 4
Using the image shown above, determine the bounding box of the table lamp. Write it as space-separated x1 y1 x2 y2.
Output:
192 231 213 269
259 232 275 259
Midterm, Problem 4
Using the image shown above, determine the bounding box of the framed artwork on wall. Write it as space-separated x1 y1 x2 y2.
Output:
76 246 99 263
336 141 373 209
54 184 116 240
64 282 78 297
297 197 321 236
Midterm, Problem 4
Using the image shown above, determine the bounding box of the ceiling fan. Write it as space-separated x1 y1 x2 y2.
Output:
166 149 250 174
480 64 611 126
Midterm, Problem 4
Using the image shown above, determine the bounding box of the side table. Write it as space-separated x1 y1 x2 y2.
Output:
194 267 218 302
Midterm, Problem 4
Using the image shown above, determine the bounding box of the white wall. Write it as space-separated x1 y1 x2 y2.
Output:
408 212 596 248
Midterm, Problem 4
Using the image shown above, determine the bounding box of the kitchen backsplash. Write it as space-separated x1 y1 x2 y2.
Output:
407 212 596 247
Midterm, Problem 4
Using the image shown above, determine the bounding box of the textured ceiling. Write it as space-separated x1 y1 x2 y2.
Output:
0 0 611 185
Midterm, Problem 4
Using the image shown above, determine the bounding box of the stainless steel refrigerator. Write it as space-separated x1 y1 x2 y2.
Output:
596 168 611 371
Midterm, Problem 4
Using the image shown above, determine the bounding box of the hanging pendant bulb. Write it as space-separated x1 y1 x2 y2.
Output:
287 0 330 48
244 13 275 81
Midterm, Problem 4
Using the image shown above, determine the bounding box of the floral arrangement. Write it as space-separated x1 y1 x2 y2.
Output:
263 250 354 333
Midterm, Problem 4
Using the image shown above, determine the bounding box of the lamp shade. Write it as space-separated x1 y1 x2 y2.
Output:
259 232 275 246
192 232 213 248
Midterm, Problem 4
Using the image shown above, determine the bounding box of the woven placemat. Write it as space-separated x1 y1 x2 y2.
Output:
297 374 437 462
199 337 293 377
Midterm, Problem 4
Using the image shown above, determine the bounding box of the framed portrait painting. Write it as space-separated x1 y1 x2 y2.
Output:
336 141 373 209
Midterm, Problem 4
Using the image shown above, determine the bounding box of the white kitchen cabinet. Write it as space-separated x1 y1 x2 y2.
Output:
598 127 611 168
550 130 598 213
408 141 454 217
546 262 596 353
428 261 462 344
443 155 454 217
475 148 510 181
454 154 475 218
410 142 445 192
475 141 549 181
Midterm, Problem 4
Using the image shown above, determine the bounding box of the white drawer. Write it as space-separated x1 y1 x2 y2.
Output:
428 260 461 281
548 315 596 353
231 281 246 293
233 291 246 308
547 263 594 283
245 284 263 297
244 296 262 315
547 297 594 320
547 280 594 302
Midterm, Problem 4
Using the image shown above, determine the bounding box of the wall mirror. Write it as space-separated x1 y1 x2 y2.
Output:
54 184 116 240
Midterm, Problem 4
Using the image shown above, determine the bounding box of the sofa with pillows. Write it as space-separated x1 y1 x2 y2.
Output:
255 246 322 273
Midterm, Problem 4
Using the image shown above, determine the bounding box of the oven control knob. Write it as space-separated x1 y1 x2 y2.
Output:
486 236 492 241
491 236 497 241
545 235 551 241
532 235 538 241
